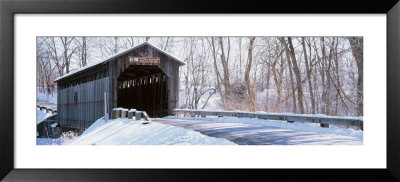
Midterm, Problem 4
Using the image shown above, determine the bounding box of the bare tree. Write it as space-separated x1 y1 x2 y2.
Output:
244 37 257 111
285 37 305 114
44 37 64 76
348 37 363 116
279 38 297 113
218 37 234 110
262 39 285 112
75 37 89 67
209 37 226 109
301 37 315 114
99 37 122 58
122 37 144 48
60 37 77 73
37 37 57 94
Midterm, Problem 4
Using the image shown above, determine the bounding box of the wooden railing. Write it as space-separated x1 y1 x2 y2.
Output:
37 105 57 114
172 109 363 130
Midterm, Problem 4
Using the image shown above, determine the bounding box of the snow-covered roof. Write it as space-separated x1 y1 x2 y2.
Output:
54 42 185 82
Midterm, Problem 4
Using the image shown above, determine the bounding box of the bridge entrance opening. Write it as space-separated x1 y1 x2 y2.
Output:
117 65 169 117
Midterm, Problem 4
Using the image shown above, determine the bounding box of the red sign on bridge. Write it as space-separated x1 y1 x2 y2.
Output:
129 57 160 64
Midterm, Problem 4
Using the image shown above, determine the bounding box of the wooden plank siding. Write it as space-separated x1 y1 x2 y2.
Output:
56 43 182 130
57 77 109 129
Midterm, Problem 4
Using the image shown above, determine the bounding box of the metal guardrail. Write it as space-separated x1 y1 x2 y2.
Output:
172 109 363 130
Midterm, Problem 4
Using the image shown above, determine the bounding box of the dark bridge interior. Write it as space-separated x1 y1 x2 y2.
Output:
117 65 169 117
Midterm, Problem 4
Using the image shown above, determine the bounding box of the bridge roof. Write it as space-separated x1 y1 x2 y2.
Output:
54 41 184 82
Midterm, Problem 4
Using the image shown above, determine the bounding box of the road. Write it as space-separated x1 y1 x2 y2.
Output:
153 118 362 145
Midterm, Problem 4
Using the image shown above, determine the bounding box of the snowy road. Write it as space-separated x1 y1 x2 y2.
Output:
153 118 362 145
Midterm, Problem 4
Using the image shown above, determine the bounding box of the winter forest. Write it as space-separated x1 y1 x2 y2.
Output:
36 36 363 117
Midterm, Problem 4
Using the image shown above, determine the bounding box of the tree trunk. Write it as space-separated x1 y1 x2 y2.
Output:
271 58 282 112
265 62 271 112
244 37 257 112
218 37 234 110
333 38 340 115
286 37 305 114
210 37 226 109
348 37 363 116
279 38 297 113
81 37 87 67
301 37 315 114
319 37 328 114
319 37 330 127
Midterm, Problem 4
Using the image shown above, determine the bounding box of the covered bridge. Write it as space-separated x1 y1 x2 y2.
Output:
54 42 184 130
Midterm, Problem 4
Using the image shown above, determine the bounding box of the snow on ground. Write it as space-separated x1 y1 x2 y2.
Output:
164 116 363 140
36 109 53 124
37 138 64 145
154 118 361 145
37 88 57 103
37 88 57 110
39 117 236 145
37 131 78 145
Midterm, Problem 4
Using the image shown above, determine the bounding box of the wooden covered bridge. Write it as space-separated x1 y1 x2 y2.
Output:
54 42 184 130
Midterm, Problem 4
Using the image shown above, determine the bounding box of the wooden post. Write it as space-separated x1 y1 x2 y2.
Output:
111 108 121 119
142 111 151 124
121 109 128 118
111 109 116 119
104 92 109 122
320 123 329 128
135 111 143 120
128 109 136 119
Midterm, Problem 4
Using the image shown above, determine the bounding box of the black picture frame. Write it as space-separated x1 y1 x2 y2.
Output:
1 0 399 181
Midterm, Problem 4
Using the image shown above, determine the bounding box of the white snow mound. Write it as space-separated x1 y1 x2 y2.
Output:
36 109 52 124
69 118 236 145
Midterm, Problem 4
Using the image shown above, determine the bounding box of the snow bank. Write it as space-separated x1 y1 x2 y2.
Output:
164 116 363 140
36 109 52 124
68 118 235 145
